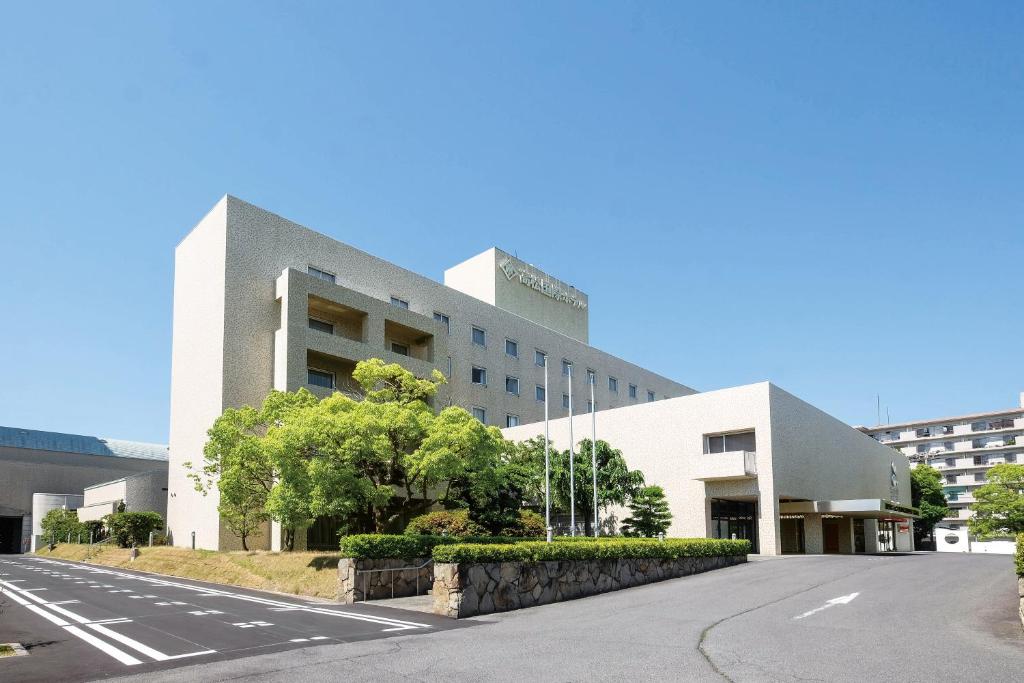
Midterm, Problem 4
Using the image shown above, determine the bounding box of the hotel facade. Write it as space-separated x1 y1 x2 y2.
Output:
505 382 917 555
168 196 696 550
168 195 916 554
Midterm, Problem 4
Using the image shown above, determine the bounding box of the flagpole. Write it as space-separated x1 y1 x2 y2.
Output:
567 363 575 537
544 356 551 543
591 376 598 537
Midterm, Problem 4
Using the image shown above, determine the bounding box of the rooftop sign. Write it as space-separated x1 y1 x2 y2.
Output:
498 257 587 310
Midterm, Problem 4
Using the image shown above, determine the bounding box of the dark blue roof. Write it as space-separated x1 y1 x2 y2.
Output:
0 426 168 462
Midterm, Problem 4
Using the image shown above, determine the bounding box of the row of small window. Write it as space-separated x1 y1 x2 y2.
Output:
878 417 1019 441
310 266 657 401
469 406 522 428
939 453 1016 468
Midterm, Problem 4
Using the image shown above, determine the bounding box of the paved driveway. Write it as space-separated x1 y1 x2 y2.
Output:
0 555 458 682
96 552 1023 682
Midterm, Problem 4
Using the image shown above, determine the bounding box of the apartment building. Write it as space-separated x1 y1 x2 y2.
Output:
858 393 1024 529
168 195 696 551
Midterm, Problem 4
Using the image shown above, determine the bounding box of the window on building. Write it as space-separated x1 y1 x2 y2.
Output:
1007 453 1017 463
307 368 334 389
971 421 988 432
535 350 546 367
447 356 453 378
505 339 518 358
506 414 520 428
433 312 450 333
562 393 570 409
308 317 333 334
945 458 956 467
974 472 986 482
505 376 520 395
472 366 487 385
943 441 954 451
472 407 486 423
946 474 956 484
705 431 756 454
915 427 931 438
472 326 486 346
973 455 984 466
916 444 928 454
562 359 572 376
629 384 638 399
535 385 545 402
942 425 954 435
390 297 409 309
308 266 335 283
586 369 595 385
647 390 656 402
587 400 594 413
391 342 409 356
608 377 618 392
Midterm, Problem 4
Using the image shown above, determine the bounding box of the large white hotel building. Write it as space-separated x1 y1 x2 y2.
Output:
168 195 917 554
169 196 696 550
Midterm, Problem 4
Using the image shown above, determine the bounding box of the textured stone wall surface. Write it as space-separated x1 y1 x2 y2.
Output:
433 555 746 618
337 556 432 604
1018 577 1023 629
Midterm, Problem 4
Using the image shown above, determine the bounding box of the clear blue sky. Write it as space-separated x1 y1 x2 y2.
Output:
1 3 1021 444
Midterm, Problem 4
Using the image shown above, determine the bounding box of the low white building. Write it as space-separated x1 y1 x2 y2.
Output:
504 382 917 555
77 470 168 523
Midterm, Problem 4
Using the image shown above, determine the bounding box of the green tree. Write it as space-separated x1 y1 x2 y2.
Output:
188 388 318 550
621 485 672 538
40 509 83 545
910 464 950 547
553 439 645 536
969 463 1024 538
105 511 164 548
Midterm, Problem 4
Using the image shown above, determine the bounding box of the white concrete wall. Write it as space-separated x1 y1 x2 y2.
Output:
169 196 695 550
167 198 229 550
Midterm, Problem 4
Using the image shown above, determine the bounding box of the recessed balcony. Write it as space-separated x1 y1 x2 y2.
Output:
692 451 757 482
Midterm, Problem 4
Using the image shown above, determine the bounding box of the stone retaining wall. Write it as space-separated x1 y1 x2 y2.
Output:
337 556 432 604
1018 577 1023 630
432 554 746 618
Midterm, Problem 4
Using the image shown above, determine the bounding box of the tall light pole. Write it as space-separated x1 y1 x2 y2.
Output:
567 363 575 537
543 354 551 543
590 374 598 537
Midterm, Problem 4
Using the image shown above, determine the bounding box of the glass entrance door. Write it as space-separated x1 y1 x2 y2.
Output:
710 499 758 553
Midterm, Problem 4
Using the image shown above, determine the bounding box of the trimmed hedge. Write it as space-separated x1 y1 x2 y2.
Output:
340 534 534 559
1016 533 1024 577
432 538 751 563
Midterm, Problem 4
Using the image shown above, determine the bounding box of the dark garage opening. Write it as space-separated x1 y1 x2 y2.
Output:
0 516 23 554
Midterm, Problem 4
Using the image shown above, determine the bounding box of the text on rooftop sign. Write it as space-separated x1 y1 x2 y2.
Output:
499 257 587 310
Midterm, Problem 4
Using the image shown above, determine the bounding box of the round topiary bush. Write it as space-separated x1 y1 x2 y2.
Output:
501 510 546 538
405 510 486 537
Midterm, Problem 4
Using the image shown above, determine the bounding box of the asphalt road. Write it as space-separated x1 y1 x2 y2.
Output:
95 552 1023 683
0 555 459 682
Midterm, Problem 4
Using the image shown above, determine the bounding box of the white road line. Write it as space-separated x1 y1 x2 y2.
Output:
26 604 71 627
65 625 143 666
794 592 860 620
87 623 173 661
29 557 432 630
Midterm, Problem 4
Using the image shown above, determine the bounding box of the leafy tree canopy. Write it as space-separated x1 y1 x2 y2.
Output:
969 463 1024 538
910 464 950 544
621 485 673 538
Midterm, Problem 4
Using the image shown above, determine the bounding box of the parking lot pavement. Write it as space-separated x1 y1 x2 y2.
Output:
0 555 460 682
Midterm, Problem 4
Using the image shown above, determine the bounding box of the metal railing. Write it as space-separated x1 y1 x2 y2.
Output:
354 558 434 602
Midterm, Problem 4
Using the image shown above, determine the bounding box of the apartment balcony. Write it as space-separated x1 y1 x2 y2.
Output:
692 451 757 482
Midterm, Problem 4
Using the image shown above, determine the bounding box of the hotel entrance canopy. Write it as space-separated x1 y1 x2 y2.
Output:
778 499 919 520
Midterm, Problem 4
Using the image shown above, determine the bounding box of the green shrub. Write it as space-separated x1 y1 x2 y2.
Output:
105 511 164 548
500 510 546 538
433 538 751 563
340 534 539 559
1016 533 1024 577
405 510 486 537
40 509 84 544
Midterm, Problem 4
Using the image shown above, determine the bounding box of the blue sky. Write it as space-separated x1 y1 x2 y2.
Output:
1 3 1021 444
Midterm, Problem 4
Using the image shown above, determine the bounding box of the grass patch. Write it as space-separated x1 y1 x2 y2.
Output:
0 644 16 658
35 545 340 600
